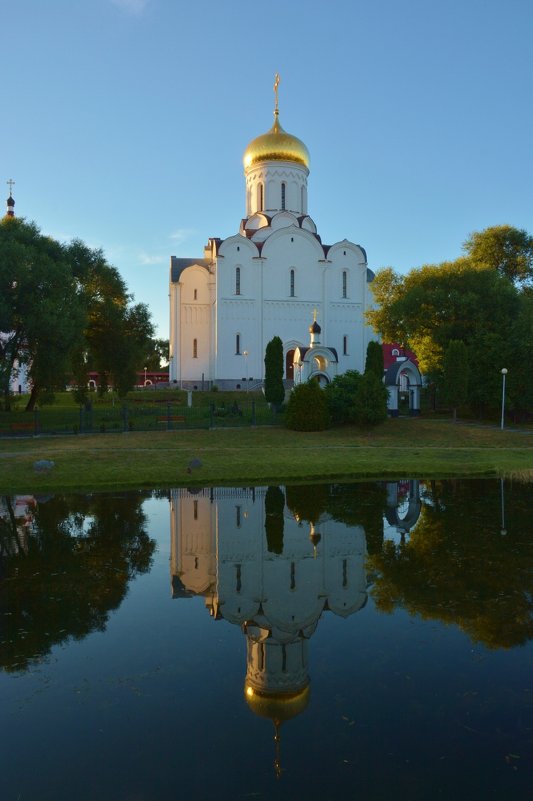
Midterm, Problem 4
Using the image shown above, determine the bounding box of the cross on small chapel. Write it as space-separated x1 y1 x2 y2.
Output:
7 178 15 196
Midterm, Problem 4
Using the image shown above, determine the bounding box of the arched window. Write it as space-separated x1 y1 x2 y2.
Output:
235 266 241 295
257 183 263 211
193 339 198 358
392 348 400 356
342 270 348 298
235 333 241 354
343 335 348 355
290 268 295 297
301 185 307 213
281 182 286 210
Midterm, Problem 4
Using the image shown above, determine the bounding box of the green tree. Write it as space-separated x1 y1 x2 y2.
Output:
364 340 384 379
144 337 170 371
67 239 154 399
264 335 285 407
353 372 389 426
440 340 469 422
285 380 330 431
0 221 155 409
0 217 86 411
463 225 533 289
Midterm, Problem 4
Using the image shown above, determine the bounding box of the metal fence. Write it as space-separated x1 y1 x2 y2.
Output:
0 400 282 438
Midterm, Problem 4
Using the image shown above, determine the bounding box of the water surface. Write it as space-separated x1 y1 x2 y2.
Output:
1 480 533 800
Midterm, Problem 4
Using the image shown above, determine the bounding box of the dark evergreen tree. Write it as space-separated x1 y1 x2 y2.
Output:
364 340 384 379
264 335 285 407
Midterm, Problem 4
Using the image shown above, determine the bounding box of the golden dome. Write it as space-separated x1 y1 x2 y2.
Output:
243 112 310 171
244 682 310 722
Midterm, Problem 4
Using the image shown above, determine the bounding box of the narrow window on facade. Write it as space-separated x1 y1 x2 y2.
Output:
193 500 198 520
342 270 348 298
193 339 198 358
236 505 241 528
301 185 307 213
343 335 348 355
236 333 241 354
235 266 241 295
290 561 296 590
194 289 198 300
257 183 263 211
246 188 251 215
290 268 295 297
281 182 286 210
236 564 242 593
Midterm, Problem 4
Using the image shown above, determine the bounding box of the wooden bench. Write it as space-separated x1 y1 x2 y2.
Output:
10 421 35 433
156 416 186 425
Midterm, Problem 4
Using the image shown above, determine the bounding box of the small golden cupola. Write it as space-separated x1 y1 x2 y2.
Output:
243 74 310 172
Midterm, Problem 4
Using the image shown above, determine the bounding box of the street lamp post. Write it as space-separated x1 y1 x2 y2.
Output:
500 368 508 430
144 366 148 387
243 351 249 392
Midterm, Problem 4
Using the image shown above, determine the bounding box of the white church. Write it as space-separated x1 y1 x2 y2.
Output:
169 78 377 390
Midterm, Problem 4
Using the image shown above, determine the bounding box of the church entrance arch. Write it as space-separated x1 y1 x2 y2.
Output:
285 349 295 380
384 359 422 417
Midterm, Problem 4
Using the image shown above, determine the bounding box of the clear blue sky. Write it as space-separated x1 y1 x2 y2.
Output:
4 0 532 338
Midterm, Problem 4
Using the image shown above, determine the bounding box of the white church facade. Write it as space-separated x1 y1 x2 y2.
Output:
169 79 377 389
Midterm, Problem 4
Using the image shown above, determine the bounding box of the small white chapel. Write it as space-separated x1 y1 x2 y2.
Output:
169 77 377 389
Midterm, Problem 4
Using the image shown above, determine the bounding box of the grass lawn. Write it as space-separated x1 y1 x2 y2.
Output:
1 418 532 493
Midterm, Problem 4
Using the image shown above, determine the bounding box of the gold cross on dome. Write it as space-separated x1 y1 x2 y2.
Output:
313 307 317 323
274 73 280 113
7 178 15 196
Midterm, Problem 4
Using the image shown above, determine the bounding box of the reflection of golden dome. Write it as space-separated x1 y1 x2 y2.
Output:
243 113 310 171
244 682 310 722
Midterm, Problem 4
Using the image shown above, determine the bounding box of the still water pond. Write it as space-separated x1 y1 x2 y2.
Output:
2 480 533 801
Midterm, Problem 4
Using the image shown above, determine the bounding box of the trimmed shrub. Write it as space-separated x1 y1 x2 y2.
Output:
285 380 330 431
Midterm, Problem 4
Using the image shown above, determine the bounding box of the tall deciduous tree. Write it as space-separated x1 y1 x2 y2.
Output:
0 219 155 409
463 225 533 289
0 217 86 410
440 340 469 422
264 335 285 407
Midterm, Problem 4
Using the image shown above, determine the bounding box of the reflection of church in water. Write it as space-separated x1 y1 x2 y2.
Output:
169 483 421 774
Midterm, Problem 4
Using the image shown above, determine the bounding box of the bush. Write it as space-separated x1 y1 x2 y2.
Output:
325 370 388 427
324 370 362 424
285 381 330 431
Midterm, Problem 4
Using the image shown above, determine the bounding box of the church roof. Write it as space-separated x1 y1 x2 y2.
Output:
170 256 209 283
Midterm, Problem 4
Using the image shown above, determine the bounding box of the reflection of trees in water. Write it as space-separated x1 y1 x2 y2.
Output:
0 492 155 673
369 479 533 649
